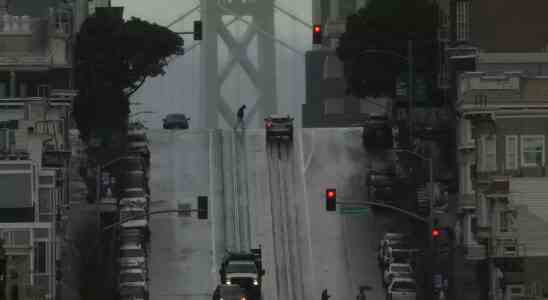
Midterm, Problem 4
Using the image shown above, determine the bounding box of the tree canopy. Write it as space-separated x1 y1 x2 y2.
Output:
73 13 183 143
336 0 439 98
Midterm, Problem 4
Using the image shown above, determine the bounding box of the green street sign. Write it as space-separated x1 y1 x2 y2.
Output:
339 207 369 215
396 72 432 104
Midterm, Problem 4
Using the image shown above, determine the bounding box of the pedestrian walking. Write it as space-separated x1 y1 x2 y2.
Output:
236 105 246 129
321 289 331 300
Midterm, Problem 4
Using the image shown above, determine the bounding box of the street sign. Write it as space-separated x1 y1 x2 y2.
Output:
339 207 369 215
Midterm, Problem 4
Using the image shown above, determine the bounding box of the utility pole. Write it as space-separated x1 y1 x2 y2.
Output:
408 39 414 146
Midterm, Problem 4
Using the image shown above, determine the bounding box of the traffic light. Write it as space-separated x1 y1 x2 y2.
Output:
326 188 336 211
432 228 441 238
197 196 208 219
194 20 202 41
313 24 322 44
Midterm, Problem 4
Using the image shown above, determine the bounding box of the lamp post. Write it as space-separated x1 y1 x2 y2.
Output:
394 148 434 300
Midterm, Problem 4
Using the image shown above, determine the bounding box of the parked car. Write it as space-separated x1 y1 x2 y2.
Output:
120 188 148 199
381 246 415 268
120 207 148 229
119 228 148 246
119 242 147 268
119 196 149 210
265 114 294 142
119 268 147 290
378 233 407 262
379 240 411 264
118 285 148 300
163 113 190 130
383 263 414 286
120 170 147 190
386 277 417 300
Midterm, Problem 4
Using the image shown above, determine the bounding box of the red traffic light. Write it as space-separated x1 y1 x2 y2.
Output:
266 121 272 128
326 188 336 211
432 228 441 238
313 24 322 44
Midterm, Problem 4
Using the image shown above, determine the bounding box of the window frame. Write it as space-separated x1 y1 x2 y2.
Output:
480 135 497 172
33 240 48 274
520 135 545 167
505 135 518 170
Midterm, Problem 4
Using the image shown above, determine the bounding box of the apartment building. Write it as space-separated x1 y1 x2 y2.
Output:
456 71 548 299
0 1 80 298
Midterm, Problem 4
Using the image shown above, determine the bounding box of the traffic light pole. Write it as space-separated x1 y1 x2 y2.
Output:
102 209 208 232
337 201 428 223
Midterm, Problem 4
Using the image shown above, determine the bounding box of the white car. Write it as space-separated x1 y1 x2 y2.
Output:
386 277 417 300
382 247 414 268
119 268 147 289
120 207 148 229
119 242 146 268
383 263 413 286
378 233 407 261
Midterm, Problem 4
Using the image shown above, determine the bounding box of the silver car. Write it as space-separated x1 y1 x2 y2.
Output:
120 207 147 229
119 268 147 290
119 242 146 268
387 277 416 300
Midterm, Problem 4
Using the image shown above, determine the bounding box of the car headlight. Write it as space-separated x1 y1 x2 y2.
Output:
253 279 259 286
225 279 231 285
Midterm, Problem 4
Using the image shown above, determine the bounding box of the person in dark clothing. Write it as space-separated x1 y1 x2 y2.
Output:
236 105 246 129
321 289 331 300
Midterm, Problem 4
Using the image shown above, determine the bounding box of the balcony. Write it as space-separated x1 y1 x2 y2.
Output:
486 176 510 197
458 140 476 152
464 243 487 260
491 239 527 258
457 192 476 212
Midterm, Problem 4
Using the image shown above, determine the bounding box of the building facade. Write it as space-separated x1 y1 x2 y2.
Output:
0 1 79 298
456 71 548 299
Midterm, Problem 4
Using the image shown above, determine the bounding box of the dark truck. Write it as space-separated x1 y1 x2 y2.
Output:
212 284 246 300
219 248 265 300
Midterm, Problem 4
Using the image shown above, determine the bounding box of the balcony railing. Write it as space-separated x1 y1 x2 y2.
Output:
490 238 526 258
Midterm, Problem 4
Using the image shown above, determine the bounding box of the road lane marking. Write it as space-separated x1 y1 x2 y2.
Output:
209 130 217 273
298 129 316 298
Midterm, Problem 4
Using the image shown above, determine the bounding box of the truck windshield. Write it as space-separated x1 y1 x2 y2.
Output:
226 261 257 273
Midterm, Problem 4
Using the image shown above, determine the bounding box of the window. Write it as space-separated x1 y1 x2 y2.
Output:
456 0 470 41
323 98 344 115
505 135 518 170
460 119 473 144
34 241 47 274
499 212 509 233
479 135 497 172
520 135 545 167
499 211 516 233
37 85 49 97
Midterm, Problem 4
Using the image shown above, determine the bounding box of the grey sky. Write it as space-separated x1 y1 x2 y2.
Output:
111 0 312 129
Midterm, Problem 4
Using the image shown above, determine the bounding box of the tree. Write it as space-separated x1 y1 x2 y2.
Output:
73 13 183 143
336 0 439 98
